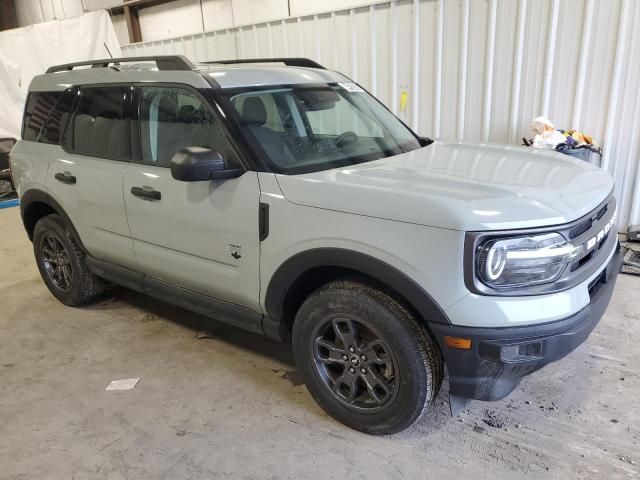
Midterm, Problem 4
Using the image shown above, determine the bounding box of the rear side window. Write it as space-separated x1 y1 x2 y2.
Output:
67 86 130 160
22 92 61 141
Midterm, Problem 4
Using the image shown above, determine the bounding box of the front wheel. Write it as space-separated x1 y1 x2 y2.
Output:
292 280 443 434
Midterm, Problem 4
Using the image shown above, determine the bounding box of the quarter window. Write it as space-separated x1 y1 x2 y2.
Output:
22 92 61 141
68 86 130 159
139 86 239 168
40 89 75 145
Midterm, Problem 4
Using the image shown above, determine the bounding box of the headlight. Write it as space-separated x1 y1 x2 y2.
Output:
476 233 582 288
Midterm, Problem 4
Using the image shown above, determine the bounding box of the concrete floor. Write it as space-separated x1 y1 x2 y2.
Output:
1 207 638 480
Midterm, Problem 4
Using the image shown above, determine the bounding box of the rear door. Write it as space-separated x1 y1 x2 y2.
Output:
48 85 136 268
122 84 262 312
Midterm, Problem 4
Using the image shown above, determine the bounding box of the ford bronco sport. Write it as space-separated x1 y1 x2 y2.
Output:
11 56 621 434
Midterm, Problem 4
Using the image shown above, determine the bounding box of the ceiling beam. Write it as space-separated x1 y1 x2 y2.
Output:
110 0 180 16
123 4 142 43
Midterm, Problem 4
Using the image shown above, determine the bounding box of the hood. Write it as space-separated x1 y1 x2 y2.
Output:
275 141 614 231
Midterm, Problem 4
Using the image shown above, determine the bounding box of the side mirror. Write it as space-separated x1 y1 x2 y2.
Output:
170 147 243 182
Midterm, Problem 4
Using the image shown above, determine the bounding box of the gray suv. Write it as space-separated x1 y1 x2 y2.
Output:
10 56 621 434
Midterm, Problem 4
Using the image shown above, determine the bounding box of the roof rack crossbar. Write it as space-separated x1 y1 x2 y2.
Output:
203 58 325 69
46 55 195 73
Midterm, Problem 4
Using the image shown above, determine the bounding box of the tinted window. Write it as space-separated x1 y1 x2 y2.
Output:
139 86 239 168
22 92 61 141
40 89 75 145
69 86 130 159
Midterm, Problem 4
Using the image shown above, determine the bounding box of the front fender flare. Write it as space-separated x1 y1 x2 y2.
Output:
263 248 451 337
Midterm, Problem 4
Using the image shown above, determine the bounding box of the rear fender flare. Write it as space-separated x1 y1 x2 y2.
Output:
20 188 86 253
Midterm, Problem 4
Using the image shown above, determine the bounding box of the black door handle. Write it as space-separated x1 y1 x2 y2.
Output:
131 186 161 201
54 172 76 184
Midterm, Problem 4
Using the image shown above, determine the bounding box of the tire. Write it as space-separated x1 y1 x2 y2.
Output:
292 279 443 434
33 214 104 306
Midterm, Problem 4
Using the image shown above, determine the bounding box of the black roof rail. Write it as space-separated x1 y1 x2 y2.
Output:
46 55 195 73
203 58 325 69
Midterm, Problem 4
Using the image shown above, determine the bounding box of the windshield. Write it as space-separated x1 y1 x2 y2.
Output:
218 83 423 174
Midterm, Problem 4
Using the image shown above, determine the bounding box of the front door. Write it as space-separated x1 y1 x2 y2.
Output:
122 84 261 313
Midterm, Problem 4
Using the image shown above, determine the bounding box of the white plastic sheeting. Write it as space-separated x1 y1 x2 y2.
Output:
119 0 638 231
0 10 121 138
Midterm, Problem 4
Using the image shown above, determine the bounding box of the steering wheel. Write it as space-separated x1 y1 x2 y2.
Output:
335 131 359 148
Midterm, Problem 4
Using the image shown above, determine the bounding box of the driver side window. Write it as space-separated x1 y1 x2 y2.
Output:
139 86 239 168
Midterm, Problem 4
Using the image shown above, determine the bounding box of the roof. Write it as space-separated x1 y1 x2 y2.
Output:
195 64 349 88
29 56 350 92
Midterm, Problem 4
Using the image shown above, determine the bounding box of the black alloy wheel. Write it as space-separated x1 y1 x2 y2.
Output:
312 315 399 412
293 279 444 435
40 233 73 291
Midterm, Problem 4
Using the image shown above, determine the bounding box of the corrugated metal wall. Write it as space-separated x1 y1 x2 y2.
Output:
121 0 640 231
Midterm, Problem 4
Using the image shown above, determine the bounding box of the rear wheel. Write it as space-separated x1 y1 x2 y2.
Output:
293 279 443 434
33 214 104 306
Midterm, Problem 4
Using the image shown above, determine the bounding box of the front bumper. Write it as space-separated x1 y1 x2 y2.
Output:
429 246 623 401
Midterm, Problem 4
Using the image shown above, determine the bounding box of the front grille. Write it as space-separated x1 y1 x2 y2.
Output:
566 196 616 276
569 203 608 239
596 203 609 221
568 218 592 239
570 232 610 272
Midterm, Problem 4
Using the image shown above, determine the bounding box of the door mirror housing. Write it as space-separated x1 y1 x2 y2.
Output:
170 147 243 182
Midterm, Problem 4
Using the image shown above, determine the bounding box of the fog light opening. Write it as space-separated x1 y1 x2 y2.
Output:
501 341 544 362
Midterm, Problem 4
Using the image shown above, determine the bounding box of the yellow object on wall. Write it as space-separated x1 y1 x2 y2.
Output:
399 91 408 113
